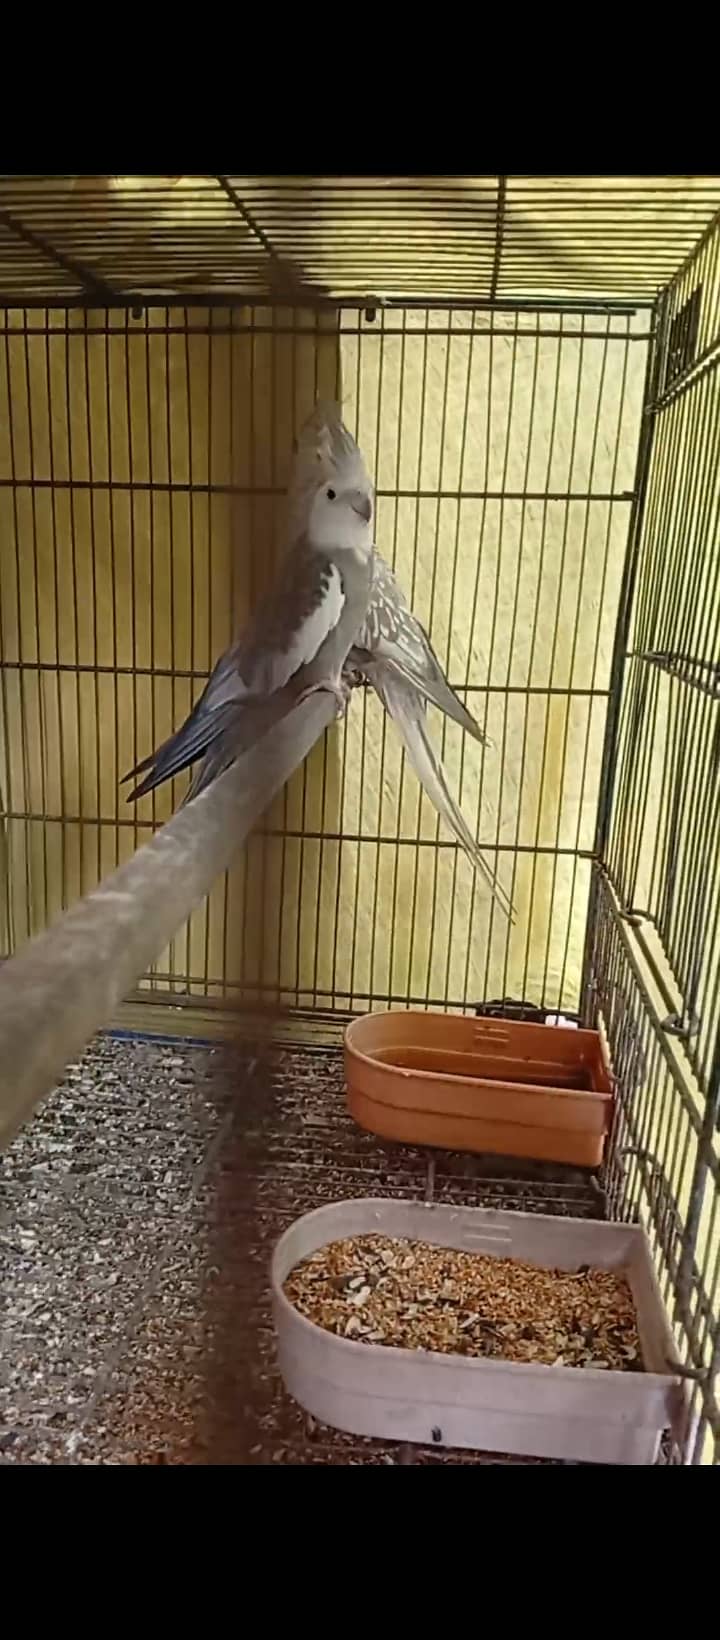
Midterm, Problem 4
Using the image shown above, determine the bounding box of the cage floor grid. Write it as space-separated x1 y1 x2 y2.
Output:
0 1032 605 1465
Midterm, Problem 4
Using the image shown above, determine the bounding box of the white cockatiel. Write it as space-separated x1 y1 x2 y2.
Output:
123 427 374 802
287 402 515 923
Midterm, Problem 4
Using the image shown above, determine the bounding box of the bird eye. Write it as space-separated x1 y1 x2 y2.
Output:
327 487 336 500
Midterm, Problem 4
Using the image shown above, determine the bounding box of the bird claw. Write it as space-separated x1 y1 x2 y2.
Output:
297 680 351 720
326 680 352 719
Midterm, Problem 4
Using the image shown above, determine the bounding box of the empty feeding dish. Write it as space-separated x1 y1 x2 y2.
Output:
344 1012 613 1167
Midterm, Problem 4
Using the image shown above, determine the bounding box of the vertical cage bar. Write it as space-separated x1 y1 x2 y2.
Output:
580 296 666 1019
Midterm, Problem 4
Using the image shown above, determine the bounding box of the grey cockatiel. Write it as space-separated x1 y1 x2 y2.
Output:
288 402 515 923
122 428 374 803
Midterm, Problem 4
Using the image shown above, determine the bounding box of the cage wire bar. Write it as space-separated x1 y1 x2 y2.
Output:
0 176 719 307
582 214 720 1459
0 177 719 1460
0 302 651 1016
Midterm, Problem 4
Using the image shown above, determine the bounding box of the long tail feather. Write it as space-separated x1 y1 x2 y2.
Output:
371 669 516 923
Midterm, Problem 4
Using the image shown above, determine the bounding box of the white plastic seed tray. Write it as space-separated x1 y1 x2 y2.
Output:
272 1198 684 1466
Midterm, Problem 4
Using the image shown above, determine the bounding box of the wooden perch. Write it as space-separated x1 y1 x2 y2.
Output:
0 694 336 1152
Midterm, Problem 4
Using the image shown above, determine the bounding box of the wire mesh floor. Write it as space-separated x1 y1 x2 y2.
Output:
0 1031 606 1465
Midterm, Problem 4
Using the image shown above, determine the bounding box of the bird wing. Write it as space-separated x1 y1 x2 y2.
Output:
352 553 489 746
235 545 346 696
123 545 346 801
364 662 515 923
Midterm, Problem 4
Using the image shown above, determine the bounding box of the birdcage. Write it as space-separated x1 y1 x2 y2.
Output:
0 176 718 1465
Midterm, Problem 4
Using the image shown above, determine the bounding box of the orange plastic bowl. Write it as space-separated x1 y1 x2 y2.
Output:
344 1011 613 1167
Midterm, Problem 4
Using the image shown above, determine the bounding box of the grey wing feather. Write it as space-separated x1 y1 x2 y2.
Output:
237 548 345 696
182 695 290 804
352 554 490 747
123 545 345 802
368 664 515 923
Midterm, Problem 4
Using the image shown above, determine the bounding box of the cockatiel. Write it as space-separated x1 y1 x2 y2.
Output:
122 427 374 803
288 402 515 923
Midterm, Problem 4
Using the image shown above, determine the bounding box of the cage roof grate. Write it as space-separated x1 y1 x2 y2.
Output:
0 175 718 308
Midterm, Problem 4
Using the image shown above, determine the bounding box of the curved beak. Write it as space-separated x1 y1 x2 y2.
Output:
348 489 372 523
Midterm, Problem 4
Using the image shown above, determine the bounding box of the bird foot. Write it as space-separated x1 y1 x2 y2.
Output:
297 680 351 720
